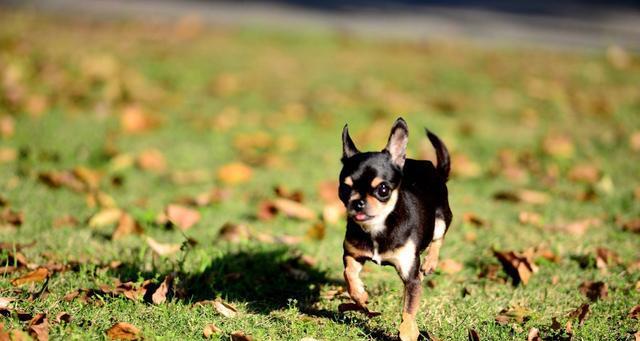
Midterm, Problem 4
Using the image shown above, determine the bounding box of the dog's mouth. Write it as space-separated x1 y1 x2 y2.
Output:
351 212 374 222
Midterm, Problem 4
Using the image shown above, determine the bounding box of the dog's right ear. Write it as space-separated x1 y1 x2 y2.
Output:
342 124 359 160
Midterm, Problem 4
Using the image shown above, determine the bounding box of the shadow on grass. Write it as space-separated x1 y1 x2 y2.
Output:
110 247 339 314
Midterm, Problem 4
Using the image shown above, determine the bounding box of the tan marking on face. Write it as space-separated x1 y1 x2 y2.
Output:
370 177 383 188
344 177 353 186
349 193 361 201
356 190 398 235
344 240 373 259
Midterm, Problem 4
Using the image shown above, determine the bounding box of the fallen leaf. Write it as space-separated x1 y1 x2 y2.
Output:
337 303 381 318
120 105 158 134
72 167 102 190
166 204 200 231
495 306 530 325
322 203 345 225
518 211 542 226
89 208 122 228
629 305 640 319
55 312 71 324
217 162 253 185
217 222 250 243
257 200 278 221
274 185 304 203
112 213 144 240
230 331 253 341
52 215 78 228
462 212 485 227
567 303 590 325
145 237 181 257
579 281 608 301
203 323 222 338
272 198 316 220
317 180 339 204
493 189 549 205
151 274 173 305
136 149 166 173
595 247 620 271
0 115 14 139
38 171 86 192
468 329 480 341
0 147 17 163
106 322 141 340
439 259 463 274
630 131 640 152
452 153 481 178
11 268 49 286
306 222 326 240
548 218 601 236
527 328 541 341
213 298 238 318
542 133 574 158
568 164 600 183
27 313 48 341
493 249 538 286
621 218 640 233
0 208 23 228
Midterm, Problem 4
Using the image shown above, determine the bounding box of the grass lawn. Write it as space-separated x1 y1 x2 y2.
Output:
1 10 639 341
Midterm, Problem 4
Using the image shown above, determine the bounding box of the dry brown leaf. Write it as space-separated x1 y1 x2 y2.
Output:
567 303 590 326
273 198 316 220
0 297 15 309
317 180 340 204
0 147 17 163
136 149 166 173
548 218 601 236
527 328 541 341
630 131 640 152
203 323 222 338
568 164 600 183
0 116 14 139
493 189 549 205
213 298 238 318
230 331 253 341
518 211 542 226
55 312 71 324
579 281 608 301
595 247 620 271
112 213 144 240
542 133 574 158
166 204 200 231
629 305 640 319
621 218 640 233
52 215 79 228
106 322 141 340
218 222 250 243
38 171 86 192
468 329 480 341
493 249 538 286
89 208 122 228
217 162 253 185
27 313 48 341
322 203 345 225
439 259 463 274
120 105 158 134
72 167 102 190
145 237 181 257
451 153 481 178
257 200 278 221
274 185 304 203
306 222 326 240
11 268 49 286
495 306 530 325
462 212 486 227
151 274 173 305
0 208 23 228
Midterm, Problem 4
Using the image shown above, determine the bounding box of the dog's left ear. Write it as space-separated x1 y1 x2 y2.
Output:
384 117 409 168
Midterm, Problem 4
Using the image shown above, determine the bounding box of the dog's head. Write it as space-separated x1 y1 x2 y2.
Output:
338 118 408 230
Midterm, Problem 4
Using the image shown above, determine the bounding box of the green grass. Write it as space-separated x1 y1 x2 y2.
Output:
1 11 640 341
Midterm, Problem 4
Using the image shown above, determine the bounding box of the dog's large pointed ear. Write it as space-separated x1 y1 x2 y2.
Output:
384 117 409 168
342 124 359 159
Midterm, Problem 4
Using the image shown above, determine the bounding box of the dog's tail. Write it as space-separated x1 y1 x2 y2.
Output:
425 129 451 181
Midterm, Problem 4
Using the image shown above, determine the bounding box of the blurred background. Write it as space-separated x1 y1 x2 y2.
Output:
1 1 639 340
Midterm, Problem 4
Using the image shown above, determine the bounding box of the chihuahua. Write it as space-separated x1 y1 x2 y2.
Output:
338 117 452 341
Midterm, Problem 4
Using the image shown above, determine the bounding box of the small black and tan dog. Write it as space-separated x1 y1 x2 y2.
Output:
338 117 452 341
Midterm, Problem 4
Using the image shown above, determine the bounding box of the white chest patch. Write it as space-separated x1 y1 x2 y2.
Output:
371 241 381 264
379 240 417 280
433 218 446 240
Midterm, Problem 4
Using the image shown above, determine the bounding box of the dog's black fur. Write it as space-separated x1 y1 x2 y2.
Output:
338 117 452 341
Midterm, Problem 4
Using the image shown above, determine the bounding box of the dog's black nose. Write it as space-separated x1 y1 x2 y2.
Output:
351 199 366 212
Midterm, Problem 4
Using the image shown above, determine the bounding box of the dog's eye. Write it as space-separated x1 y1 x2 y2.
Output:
376 183 390 198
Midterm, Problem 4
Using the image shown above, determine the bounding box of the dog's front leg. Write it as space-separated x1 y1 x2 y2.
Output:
343 254 368 309
398 273 422 341
420 239 442 279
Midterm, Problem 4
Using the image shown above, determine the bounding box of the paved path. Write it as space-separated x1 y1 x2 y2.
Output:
2 0 640 51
